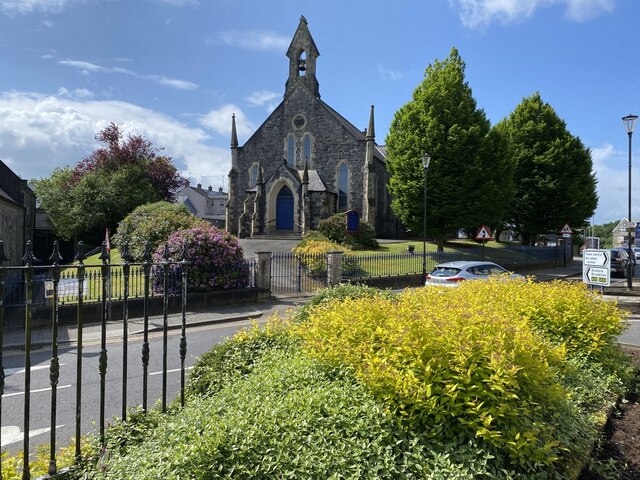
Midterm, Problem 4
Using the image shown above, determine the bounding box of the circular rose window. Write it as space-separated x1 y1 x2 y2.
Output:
293 114 306 129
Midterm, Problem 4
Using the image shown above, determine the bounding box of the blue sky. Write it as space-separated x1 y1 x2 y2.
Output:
0 0 637 226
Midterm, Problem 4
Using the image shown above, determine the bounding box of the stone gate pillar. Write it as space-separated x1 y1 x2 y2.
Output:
326 251 343 286
255 251 272 292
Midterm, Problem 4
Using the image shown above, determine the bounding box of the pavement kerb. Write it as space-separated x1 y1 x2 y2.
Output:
5 296 310 351
131 310 264 336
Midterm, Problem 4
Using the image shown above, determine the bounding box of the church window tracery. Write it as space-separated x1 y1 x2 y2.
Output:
303 134 312 167
286 136 295 166
337 163 349 211
249 164 258 187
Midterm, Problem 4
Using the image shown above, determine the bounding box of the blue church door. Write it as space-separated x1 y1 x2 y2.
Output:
276 186 294 230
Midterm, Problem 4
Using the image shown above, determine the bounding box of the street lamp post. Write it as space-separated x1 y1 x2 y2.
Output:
422 154 431 284
623 114 638 290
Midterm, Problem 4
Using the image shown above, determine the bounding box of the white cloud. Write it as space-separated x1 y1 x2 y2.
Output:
57 58 198 90
377 63 407 81
565 0 614 21
208 30 290 52
0 0 82 14
245 90 280 111
0 90 229 185
589 142 640 224
41 19 54 27
148 75 198 90
199 104 255 140
450 0 614 28
59 59 129 75
57 87 95 98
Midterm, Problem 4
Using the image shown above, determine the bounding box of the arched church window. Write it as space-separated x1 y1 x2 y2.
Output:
337 163 349 211
249 164 258 187
287 136 295 167
303 134 312 167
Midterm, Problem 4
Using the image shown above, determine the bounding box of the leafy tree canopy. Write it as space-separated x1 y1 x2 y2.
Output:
33 124 188 241
495 93 598 245
113 201 208 260
590 219 620 249
385 48 514 250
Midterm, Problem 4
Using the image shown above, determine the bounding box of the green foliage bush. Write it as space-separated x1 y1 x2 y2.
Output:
292 278 628 472
80 348 438 479
292 237 351 275
293 283 396 323
113 201 207 260
186 320 297 398
73 279 629 479
316 212 379 249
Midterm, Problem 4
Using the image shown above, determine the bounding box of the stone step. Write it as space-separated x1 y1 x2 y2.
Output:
252 233 303 241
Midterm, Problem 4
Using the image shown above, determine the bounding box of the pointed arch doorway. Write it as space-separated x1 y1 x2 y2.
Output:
276 185 294 230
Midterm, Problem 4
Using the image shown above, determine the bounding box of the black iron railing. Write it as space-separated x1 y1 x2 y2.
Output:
0 238 257 480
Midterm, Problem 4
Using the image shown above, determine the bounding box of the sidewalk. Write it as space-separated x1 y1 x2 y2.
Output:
4 258 638 351
3 296 308 351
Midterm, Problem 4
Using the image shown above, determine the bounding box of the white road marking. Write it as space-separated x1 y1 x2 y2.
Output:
150 366 193 376
2 384 71 398
6 363 67 376
1 425 64 447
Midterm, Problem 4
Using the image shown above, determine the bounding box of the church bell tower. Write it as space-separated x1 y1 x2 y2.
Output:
285 15 320 98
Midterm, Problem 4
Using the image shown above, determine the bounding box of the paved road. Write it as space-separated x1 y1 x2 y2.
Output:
1 317 265 456
237 238 299 258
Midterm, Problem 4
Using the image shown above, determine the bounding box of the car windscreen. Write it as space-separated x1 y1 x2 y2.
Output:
430 267 461 277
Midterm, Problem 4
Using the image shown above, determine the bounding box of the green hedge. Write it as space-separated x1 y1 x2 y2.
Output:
72 282 631 479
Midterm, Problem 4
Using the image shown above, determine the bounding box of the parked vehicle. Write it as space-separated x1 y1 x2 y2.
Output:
425 261 524 287
633 247 640 260
610 248 635 278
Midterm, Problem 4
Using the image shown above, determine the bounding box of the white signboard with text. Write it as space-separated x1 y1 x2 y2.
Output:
582 249 610 287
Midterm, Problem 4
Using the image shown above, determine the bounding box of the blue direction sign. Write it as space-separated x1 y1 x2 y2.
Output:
582 249 610 286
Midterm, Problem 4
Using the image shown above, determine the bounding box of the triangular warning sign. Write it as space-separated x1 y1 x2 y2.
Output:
475 225 493 241
560 224 572 234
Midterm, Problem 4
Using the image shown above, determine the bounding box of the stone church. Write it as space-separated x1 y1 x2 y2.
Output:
226 16 399 238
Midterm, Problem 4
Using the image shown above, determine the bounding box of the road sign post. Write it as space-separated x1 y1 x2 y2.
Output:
475 225 493 260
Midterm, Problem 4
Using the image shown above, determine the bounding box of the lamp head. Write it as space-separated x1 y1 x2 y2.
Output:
623 114 639 134
421 154 431 169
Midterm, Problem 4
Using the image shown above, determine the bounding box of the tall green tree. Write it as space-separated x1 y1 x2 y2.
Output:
495 93 598 245
385 48 514 251
33 124 188 242
591 219 619 248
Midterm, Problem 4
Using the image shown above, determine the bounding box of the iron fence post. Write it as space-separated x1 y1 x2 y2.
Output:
141 242 151 412
48 241 62 475
74 241 85 461
180 242 189 408
98 241 110 447
121 242 132 420
21 241 36 480
161 243 170 413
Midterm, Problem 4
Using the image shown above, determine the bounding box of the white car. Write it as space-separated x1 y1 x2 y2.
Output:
425 260 524 287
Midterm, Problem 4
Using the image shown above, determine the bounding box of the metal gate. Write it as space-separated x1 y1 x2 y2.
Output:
270 252 327 295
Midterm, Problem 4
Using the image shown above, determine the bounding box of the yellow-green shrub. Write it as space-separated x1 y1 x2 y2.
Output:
505 280 626 362
292 239 352 275
292 278 627 469
1 439 91 479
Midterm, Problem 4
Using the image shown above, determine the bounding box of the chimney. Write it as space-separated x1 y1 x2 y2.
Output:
208 185 212 191
219 186 223 193
197 183 202 188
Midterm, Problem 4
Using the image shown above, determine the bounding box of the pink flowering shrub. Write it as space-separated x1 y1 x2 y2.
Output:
153 226 250 291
